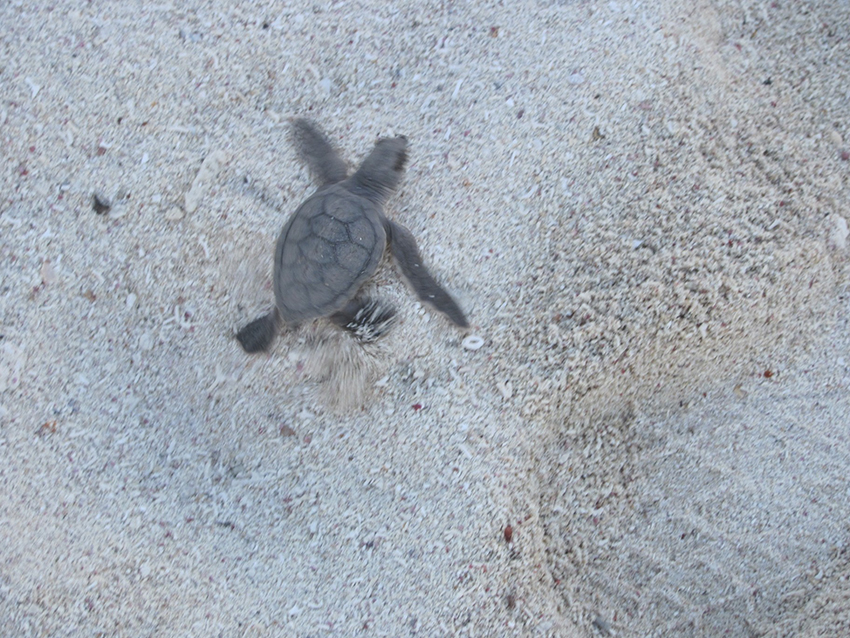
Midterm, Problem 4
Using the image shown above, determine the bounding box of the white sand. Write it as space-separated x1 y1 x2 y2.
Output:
1 0 848 636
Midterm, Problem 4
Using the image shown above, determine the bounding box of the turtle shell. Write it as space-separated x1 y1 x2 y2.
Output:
273 184 386 324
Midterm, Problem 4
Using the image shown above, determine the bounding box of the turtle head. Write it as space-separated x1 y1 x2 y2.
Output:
349 136 408 204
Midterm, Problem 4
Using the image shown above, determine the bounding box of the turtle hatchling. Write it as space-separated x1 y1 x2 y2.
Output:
236 119 468 353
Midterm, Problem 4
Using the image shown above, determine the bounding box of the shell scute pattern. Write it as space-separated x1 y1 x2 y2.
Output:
349 217 376 249
274 188 384 323
312 214 348 243
336 242 371 273
299 234 334 265
324 192 363 223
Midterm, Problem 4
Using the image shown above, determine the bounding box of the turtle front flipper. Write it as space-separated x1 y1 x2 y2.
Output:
350 137 408 204
236 308 282 353
291 119 349 186
385 220 469 328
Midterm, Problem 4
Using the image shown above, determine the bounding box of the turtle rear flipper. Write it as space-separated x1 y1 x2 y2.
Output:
385 220 468 328
236 309 281 353
329 297 396 342
291 119 349 186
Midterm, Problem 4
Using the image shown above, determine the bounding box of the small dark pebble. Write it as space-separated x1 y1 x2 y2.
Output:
504 525 513 543
92 194 111 214
763 77 772 85
506 592 516 609
592 616 611 635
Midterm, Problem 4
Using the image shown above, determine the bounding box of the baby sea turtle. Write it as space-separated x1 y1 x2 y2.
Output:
236 119 468 353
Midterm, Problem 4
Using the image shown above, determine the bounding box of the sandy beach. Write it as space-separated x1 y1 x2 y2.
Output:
1 1 849 635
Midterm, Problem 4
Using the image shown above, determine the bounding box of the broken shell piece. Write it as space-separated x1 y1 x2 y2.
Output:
827 214 848 250
165 205 185 221
40 260 58 285
184 149 228 214
462 334 484 350
496 380 513 400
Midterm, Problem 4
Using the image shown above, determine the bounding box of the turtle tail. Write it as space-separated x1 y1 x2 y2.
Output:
236 308 282 353
329 298 396 343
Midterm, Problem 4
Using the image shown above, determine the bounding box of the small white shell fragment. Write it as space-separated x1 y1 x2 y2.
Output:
829 130 843 147
184 149 228 214
139 332 154 351
462 335 484 351
25 77 41 98
568 72 585 85
0 342 25 392
496 380 513 400
126 293 137 309
827 214 848 250
165 205 184 221
40 260 57 285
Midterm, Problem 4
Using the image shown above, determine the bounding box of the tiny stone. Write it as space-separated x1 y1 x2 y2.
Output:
828 214 848 250
568 72 585 85
592 616 611 635
126 293 137 309
92 193 111 214
165 206 185 221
